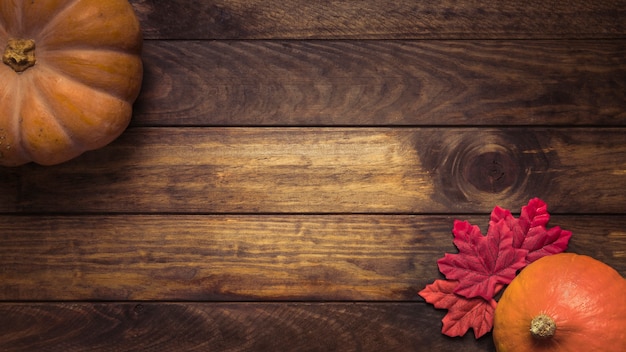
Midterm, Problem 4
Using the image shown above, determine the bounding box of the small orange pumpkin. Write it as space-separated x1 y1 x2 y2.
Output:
0 0 143 166
493 253 626 351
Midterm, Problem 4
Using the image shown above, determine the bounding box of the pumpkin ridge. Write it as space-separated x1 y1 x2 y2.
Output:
0 72 29 165
0 1 22 36
38 50 142 101
31 70 83 145
31 64 132 149
27 68 86 153
27 0 82 42
34 0 142 52
39 42 142 58
0 20 7 38
19 73 79 165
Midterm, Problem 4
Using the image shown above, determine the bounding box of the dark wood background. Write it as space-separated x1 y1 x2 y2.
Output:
1 1 626 350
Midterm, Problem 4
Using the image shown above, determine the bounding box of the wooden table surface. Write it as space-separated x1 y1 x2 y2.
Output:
2 1 626 351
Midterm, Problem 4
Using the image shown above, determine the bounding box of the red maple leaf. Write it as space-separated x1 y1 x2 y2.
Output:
418 279 497 339
490 198 572 264
437 220 527 301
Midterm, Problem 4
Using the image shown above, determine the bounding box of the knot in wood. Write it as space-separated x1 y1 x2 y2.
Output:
417 130 554 209
449 141 521 202
463 151 517 193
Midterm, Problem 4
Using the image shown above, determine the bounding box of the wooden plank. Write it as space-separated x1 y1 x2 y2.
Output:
1 128 625 214
134 40 626 126
0 302 495 351
1 215 623 301
129 0 626 39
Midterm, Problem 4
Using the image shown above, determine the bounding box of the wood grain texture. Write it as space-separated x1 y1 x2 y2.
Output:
0 302 495 351
129 0 626 39
133 40 626 126
1 215 623 301
1 128 624 214
2 1 625 349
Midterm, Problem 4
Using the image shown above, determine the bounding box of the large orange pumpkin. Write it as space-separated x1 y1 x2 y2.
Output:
0 0 143 166
493 253 626 351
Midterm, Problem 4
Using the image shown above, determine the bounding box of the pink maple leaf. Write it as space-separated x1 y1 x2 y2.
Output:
418 279 497 339
437 220 527 301
490 198 572 264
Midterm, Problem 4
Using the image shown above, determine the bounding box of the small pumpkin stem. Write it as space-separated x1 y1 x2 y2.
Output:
530 314 557 339
3 39 36 72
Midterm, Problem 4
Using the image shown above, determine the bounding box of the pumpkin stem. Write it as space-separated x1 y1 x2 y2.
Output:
3 39 36 72
530 314 556 339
